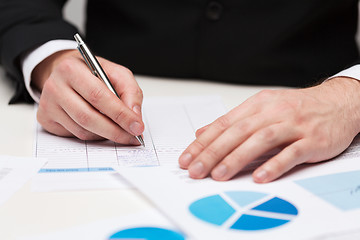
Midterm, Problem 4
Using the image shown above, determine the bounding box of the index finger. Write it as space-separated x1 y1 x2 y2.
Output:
67 60 144 137
99 58 143 116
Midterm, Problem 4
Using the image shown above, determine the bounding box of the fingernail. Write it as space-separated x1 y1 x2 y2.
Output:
254 169 268 182
212 164 227 179
179 153 192 167
130 121 142 136
189 162 204 178
133 105 141 115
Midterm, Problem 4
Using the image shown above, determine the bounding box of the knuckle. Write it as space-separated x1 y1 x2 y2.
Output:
108 70 121 84
195 128 204 137
234 120 250 133
228 149 242 163
112 131 127 144
89 87 105 104
257 89 275 100
192 139 207 151
258 127 277 143
56 58 75 75
42 78 57 96
269 157 285 173
204 146 221 160
215 116 231 130
125 85 143 96
74 129 90 141
75 111 92 127
114 109 128 123
120 66 134 77
288 144 303 159
279 102 298 116
108 66 132 82
316 135 330 150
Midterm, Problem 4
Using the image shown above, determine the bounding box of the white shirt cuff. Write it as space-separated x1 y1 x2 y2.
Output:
21 40 78 103
329 65 360 82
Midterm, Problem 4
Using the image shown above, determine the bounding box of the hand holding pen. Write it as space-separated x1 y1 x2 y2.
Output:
75 33 145 146
32 34 145 146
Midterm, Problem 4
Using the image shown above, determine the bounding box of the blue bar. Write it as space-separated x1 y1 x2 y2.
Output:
39 167 114 173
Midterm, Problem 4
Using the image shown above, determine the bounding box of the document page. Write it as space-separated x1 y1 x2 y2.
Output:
20 209 190 240
33 96 226 191
117 142 360 240
0 155 46 206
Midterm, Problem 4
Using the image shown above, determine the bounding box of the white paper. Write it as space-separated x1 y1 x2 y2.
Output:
117 141 360 240
0 155 46 206
19 209 191 240
33 96 226 191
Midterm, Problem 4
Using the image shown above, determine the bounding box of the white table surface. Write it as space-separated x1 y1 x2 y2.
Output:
0 67 283 239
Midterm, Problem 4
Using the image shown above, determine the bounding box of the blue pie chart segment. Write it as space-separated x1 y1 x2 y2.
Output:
251 197 298 215
188 194 236 226
108 227 185 240
189 191 298 231
230 214 290 231
226 191 267 207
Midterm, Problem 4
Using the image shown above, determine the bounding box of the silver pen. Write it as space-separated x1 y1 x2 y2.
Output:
74 33 145 147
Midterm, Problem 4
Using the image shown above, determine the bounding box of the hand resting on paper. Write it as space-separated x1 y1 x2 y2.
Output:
179 77 360 183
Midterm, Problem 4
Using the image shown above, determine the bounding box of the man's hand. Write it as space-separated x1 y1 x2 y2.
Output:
32 50 144 144
179 77 360 183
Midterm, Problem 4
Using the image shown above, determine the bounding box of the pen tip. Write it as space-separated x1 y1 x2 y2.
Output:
136 135 145 147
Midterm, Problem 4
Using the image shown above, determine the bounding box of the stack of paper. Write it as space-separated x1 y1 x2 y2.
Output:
28 96 360 240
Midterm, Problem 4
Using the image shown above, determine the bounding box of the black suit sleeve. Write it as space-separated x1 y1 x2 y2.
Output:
0 0 78 103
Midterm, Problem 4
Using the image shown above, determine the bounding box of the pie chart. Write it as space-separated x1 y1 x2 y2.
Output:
189 191 298 231
108 227 185 239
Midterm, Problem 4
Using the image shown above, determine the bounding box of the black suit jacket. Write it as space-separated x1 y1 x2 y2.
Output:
0 0 358 103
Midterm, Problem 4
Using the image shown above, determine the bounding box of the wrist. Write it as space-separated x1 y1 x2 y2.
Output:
320 77 360 133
